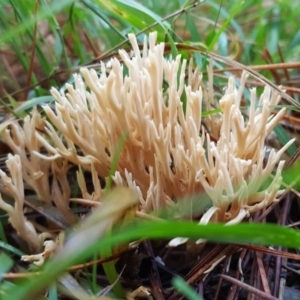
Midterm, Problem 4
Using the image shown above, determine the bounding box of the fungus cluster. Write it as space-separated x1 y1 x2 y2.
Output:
0 32 293 252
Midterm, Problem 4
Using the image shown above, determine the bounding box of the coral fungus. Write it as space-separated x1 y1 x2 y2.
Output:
0 32 294 250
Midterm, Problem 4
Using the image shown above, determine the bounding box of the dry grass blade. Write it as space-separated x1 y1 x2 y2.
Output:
11 187 138 300
90 41 300 111
210 61 300 73
237 244 300 261
220 274 278 300
171 43 300 110
58 273 106 300
209 52 300 110
57 187 138 258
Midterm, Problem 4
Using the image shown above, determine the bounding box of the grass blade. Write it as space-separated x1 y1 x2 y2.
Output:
173 276 204 300
8 221 300 299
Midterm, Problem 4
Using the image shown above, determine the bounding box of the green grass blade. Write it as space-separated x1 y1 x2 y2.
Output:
95 0 170 38
81 0 126 43
102 132 128 298
48 283 58 300
207 0 249 62
0 0 74 44
273 124 297 157
173 276 204 300
105 131 128 193
14 96 54 115
0 252 14 280
8 221 300 299
0 241 24 257
207 1 244 52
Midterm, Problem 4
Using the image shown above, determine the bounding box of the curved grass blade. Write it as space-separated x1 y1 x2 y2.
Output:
95 0 170 39
8 220 300 299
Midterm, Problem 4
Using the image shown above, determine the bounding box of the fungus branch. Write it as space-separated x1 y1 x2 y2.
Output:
0 154 40 252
